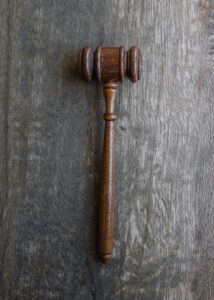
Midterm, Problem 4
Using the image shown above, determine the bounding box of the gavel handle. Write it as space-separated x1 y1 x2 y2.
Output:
98 82 118 263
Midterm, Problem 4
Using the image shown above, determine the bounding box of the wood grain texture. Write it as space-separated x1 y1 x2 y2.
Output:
79 46 142 263
99 82 118 263
0 0 214 299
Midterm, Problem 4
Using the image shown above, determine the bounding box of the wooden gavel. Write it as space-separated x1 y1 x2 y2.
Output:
79 46 142 263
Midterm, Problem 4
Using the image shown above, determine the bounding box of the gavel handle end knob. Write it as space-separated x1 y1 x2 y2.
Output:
99 253 111 264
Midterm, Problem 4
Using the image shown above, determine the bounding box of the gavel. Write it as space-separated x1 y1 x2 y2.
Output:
79 46 142 263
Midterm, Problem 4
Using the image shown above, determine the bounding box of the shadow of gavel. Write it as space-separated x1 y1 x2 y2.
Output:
79 46 142 263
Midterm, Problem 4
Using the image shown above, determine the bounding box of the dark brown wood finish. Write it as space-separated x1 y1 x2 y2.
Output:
95 47 126 82
99 82 118 263
80 46 142 262
79 46 142 83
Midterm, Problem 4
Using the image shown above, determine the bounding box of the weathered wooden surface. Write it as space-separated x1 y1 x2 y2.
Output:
0 0 214 299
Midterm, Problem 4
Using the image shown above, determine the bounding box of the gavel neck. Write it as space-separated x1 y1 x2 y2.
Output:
103 82 118 122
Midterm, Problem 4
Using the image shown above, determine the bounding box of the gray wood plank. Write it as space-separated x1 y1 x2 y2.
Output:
0 0 213 299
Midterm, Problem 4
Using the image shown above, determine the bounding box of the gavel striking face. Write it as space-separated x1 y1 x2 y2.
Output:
79 46 142 263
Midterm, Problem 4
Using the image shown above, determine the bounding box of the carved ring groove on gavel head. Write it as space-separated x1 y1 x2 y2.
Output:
79 46 142 263
79 46 142 83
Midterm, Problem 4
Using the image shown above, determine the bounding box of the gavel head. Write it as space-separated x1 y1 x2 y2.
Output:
79 46 142 83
